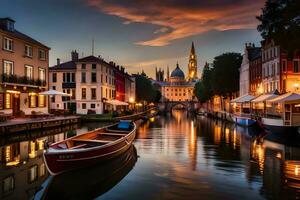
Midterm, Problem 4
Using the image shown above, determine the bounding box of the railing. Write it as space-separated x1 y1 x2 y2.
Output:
1 74 46 87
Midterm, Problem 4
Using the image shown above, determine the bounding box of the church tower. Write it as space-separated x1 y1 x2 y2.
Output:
188 42 197 81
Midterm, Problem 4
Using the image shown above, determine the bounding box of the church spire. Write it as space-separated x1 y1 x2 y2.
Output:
188 42 197 81
191 41 195 55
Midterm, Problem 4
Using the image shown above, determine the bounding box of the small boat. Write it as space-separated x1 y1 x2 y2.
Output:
231 114 257 127
35 145 137 200
43 120 136 175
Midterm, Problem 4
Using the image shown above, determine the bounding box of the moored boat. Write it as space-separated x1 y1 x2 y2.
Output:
43 120 136 175
260 92 300 135
231 114 257 127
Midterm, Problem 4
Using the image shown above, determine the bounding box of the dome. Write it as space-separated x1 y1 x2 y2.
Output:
170 63 185 79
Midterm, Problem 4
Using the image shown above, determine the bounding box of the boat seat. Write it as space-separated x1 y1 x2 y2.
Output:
72 139 111 143
69 144 87 149
99 133 126 136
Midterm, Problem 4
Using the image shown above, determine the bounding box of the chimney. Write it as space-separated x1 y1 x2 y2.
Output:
71 50 78 61
57 58 60 66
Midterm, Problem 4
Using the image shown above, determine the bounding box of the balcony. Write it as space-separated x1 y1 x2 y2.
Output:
62 82 76 88
1 74 46 87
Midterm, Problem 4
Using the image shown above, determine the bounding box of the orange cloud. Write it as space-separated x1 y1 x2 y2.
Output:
87 0 265 46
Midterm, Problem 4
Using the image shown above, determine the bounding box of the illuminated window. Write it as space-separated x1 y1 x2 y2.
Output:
40 164 46 177
5 93 11 109
38 95 45 107
25 65 33 79
28 165 38 183
4 60 13 75
38 68 46 81
29 94 37 108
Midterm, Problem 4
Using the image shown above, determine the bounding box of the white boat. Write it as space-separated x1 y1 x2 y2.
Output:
261 92 300 135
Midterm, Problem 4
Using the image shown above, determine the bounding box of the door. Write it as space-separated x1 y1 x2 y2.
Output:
12 94 20 116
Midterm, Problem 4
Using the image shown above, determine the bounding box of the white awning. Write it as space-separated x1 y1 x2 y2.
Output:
231 94 255 103
251 94 278 103
39 89 70 96
106 99 129 106
267 92 300 103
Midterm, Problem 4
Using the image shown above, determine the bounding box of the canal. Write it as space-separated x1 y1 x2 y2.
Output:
1 110 300 199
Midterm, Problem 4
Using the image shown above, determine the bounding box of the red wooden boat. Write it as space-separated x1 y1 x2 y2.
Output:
43 120 136 175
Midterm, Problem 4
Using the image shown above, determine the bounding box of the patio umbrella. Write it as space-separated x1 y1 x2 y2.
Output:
39 89 70 96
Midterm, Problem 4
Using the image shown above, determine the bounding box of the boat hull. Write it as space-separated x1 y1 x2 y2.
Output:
263 124 300 135
232 115 256 127
43 128 136 175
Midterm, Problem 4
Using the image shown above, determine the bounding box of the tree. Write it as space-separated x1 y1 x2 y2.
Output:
135 75 156 103
211 52 242 97
153 90 162 103
257 0 300 57
194 63 213 103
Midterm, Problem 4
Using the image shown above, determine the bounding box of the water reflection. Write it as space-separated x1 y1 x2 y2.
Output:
0 122 108 200
35 145 137 200
1 111 300 199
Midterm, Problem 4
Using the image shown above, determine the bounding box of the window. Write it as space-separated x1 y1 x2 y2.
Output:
91 104 95 108
4 60 13 75
91 72 97 82
52 73 57 82
82 64 86 69
92 64 96 69
28 165 38 183
5 93 11 109
39 49 46 60
91 88 96 99
71 73 75 82
3 176 14 194
25 45 33 57
38 68 46 81
29 94 37 108
82 103 86 109
82 88 86 99
282 60 287 72
38 95 45 107
3 37 13 51
81 72 86 83
66 73 71 82
25 65 33 79
40 163 46 177
294 61 299 73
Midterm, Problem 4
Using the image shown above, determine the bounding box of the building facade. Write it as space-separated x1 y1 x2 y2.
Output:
76 56 115 114
49 51 77 112
0 18 50 116
261 39 300 94
161 63 195 102
249 47 262 96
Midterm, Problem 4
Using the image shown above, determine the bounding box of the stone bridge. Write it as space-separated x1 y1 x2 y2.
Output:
157 101 199 112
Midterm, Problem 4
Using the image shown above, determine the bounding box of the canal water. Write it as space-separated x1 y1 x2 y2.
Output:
1 110 300 200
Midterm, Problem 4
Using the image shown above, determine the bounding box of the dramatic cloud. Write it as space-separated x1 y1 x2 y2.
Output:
87 0 265 46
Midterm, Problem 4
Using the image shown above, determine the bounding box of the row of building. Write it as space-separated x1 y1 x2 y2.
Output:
0 17 135 116
240 40 300 97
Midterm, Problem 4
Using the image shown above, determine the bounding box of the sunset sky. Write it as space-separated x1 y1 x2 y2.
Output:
1 0 265 78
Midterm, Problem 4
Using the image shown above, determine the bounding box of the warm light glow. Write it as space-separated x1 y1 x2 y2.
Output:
28 141 37 159
6 90 20 94
129 97 135 103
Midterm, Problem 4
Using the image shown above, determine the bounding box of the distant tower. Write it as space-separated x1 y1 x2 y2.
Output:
155 67 164 82
167 65 170 82
188 42 198 81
